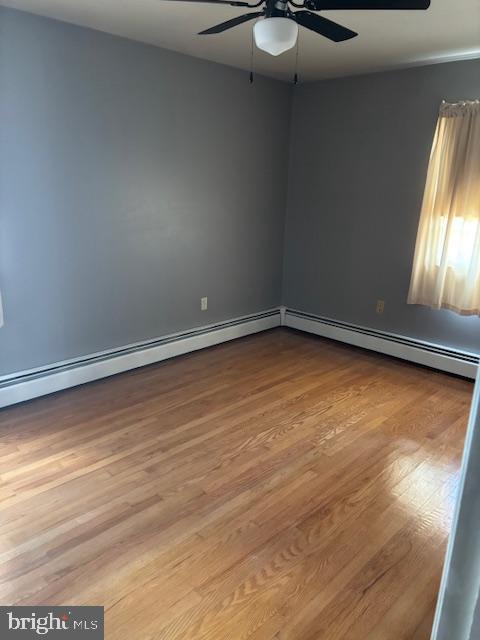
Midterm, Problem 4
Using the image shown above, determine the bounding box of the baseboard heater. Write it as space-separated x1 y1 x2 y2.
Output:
284 308 479 380
0 309 281 409
1 306 477 409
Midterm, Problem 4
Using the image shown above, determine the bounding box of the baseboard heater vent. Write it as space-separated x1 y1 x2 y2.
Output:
285 308 479 380
0 309 280 408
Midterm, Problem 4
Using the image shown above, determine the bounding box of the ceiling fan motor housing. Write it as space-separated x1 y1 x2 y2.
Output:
272 0 289 16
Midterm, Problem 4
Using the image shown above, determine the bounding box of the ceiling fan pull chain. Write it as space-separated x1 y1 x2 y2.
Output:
294 29 300 84
250 23 255 83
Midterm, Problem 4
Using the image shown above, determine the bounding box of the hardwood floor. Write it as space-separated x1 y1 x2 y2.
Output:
0 328 473 639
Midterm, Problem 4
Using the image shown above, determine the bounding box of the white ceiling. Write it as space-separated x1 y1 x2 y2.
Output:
1 0 479 81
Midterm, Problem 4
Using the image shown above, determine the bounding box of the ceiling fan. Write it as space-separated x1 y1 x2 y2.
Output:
166 0 431 56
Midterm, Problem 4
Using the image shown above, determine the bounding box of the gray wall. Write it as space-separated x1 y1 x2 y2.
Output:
283 59 480 354
0 8 292 376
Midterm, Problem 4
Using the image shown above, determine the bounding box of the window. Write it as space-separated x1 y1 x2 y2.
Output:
435 216 479 273
408 100 480 316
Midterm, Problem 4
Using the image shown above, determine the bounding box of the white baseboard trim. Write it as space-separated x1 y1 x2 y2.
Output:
2 306 476 409
285 308 479 380
0 309 281 408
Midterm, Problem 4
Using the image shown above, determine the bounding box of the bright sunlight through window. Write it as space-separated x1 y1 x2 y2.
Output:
435 217 479 273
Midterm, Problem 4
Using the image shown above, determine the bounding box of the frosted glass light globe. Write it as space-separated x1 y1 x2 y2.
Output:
253 17 298 56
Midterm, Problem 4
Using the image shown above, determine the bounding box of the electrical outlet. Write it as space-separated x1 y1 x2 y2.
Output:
376 299 385 314
201 297 208 311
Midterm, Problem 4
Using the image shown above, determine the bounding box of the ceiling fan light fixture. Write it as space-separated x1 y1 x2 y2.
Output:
253 17 298 56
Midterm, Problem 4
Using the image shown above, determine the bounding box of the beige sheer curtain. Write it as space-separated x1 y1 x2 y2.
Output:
408 100 480 316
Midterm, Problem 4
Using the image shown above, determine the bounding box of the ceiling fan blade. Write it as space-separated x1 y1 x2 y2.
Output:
294 11 357 41
310 1 430 9
199 11 263 34
162 0 257 6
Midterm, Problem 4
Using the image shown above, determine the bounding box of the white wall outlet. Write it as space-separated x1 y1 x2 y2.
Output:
376 299 385 314
201 297 208 311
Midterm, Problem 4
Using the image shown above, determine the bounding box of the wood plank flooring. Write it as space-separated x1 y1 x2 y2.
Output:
0 328 473 639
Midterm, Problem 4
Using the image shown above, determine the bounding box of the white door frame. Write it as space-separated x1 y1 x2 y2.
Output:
431 368 480 640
